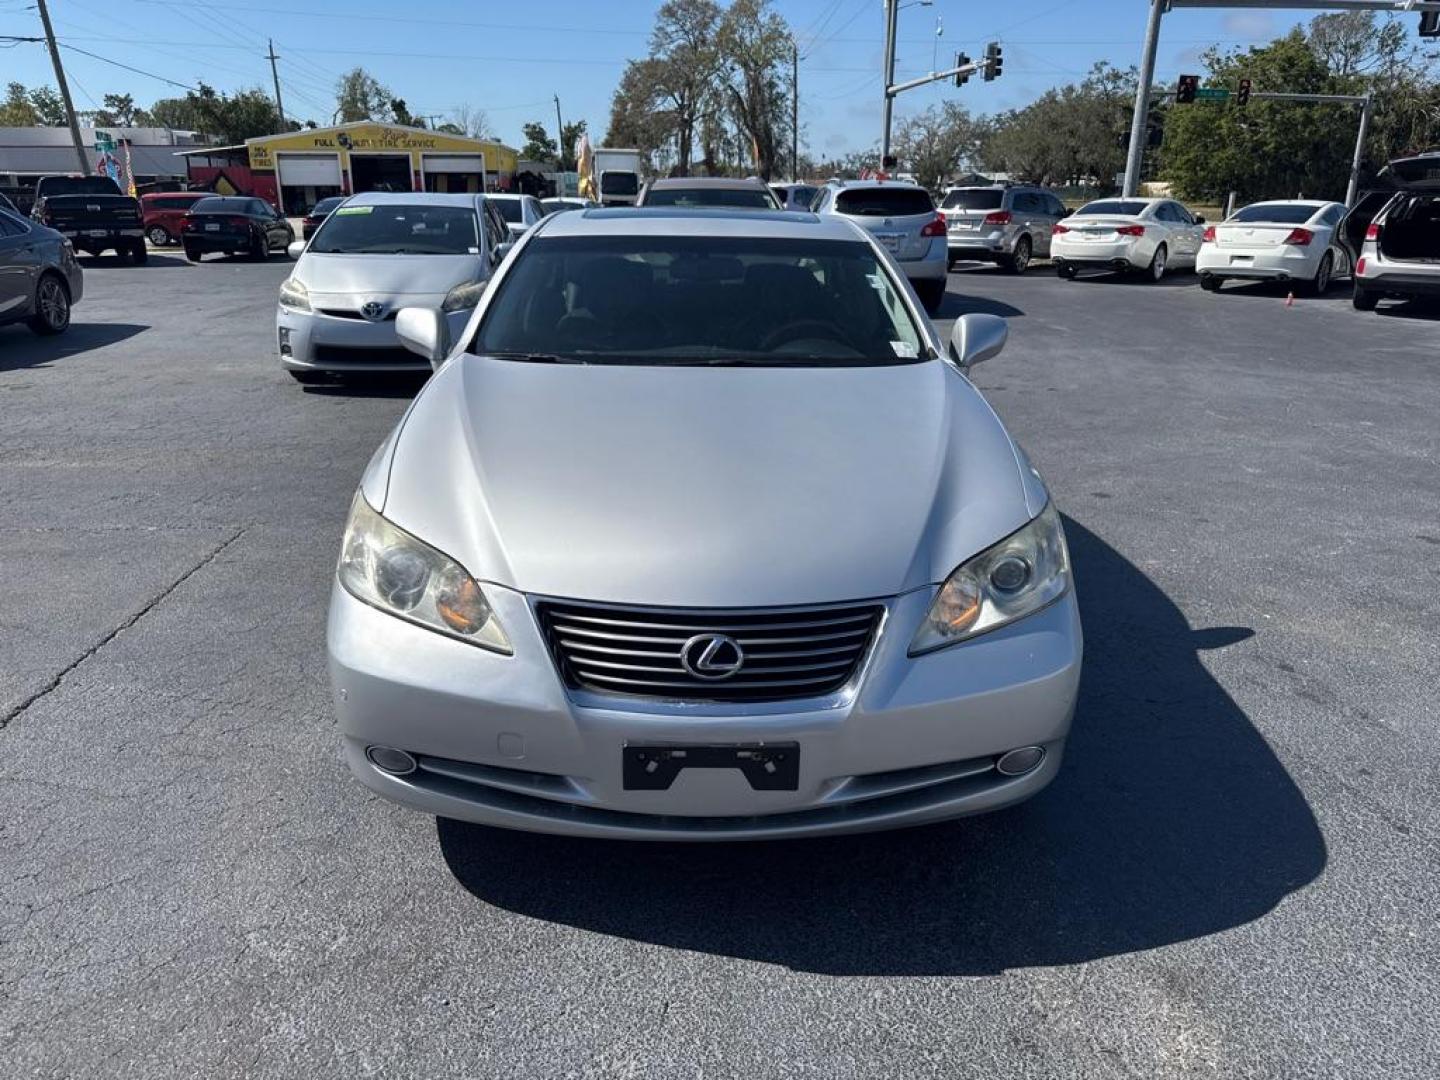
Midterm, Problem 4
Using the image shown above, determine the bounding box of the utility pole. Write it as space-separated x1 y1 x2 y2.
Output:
554 94 566 172
1347 90 1374 207
1122 0 1164 198
35 0 89 174
880 0 899 163
267 39 287 131
791 40 799 181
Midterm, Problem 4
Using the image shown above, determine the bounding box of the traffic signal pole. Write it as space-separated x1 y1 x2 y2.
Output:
1122 0 1440 199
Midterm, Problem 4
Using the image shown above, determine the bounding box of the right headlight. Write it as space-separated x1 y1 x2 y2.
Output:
441 279 486 312
337 492 511 654
278 276 310 312
909 502 1070 655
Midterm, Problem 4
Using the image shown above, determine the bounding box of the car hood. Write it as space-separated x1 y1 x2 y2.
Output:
295 252 482 297
378 356 1044 608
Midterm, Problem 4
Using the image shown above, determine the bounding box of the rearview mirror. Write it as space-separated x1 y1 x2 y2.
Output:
395 307 451 370
287 240 306 260
949 313 1008 372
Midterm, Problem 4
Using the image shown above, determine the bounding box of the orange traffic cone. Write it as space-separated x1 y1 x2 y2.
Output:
1285 292 1294 307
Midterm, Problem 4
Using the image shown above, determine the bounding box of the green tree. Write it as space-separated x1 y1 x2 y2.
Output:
181 83 284 143
28 86 68 127
147 95 204 131
389 98 424 128
335 67 392 123
520 121 558 162
717 0 791 180
894 102 987 191
558 118 587 170
649 0 724 175
1 82 40 126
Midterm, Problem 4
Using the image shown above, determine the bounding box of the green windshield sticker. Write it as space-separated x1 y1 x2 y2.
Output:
334 205 373 216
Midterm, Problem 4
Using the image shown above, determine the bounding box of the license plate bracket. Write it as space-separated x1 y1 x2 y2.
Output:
623 742 799 791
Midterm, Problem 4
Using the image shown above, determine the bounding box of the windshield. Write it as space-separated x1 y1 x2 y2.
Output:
1229 203 1319 224
942 189 1004 210
310 204 478 254
835 188 934 217
1076 199 1149 217
600 171 639 196
312 197 345 215
472 235 927 366
643 187 777 209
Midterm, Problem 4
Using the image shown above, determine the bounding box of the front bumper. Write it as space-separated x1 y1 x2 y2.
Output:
1196 244 1320 280
277 301 471 373
328 581 1082 840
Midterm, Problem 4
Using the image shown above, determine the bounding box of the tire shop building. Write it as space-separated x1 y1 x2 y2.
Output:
180 122 519 215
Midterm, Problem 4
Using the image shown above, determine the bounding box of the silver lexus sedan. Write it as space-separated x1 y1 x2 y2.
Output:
328 208 1082 840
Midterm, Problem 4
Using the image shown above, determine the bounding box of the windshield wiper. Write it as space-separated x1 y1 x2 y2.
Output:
484 351 588 364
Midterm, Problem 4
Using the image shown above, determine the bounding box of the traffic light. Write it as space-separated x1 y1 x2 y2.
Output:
1236 77 1252 107
954 52 971 87
1420 11 1440 37
1176 74 1199 104
983 41 1003 82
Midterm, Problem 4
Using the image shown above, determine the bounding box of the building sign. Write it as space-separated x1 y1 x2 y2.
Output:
246 123 516 173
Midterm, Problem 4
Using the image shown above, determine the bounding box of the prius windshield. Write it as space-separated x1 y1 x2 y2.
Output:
472 235 927 365
309 204 478 254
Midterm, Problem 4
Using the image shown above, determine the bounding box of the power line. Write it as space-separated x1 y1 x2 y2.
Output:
59 42 198 90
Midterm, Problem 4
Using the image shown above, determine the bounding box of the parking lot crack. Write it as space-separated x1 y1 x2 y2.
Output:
0 528 247 731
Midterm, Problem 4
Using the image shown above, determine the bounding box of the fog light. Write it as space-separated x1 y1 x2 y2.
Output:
366 745 417 775
278 327 292 356
995 746 1045 776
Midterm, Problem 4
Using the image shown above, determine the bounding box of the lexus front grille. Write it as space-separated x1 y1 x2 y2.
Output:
536 599 884 703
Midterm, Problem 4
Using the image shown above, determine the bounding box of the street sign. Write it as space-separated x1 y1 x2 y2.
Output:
94 131 115 152
1194 87 1230 101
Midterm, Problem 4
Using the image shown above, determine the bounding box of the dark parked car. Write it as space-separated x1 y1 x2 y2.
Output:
30 175 146 263
181 196 294 262
302 195 347 240
0 207 83 336
139 191 206 247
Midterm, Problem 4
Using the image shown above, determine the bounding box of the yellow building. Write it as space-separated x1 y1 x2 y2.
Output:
243 122 519 215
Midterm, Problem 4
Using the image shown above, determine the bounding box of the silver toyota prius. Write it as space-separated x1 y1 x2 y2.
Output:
327 208 1082 840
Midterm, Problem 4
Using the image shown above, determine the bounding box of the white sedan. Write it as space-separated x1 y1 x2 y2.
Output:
1195 200 1349 294
1051 197 1206 281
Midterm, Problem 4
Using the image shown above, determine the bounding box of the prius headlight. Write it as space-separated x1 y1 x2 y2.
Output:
910 502 1070 655
337 492 511 653
441 280 487 312
278 276 310 311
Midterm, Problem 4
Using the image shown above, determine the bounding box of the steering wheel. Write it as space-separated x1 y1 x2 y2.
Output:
757 319 856 353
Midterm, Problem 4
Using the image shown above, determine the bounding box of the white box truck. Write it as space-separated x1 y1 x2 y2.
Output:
594 148 643 207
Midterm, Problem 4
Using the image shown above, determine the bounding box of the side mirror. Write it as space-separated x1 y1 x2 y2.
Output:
495 240 515 259
949 313 1008 372
395 307 451 370
287 240 306 260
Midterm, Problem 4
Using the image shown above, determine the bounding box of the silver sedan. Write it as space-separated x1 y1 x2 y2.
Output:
327 208 1082 840
0 208 82 336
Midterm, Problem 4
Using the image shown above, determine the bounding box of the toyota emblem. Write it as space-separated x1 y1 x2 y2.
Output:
360 300 385 322
679 633 745 680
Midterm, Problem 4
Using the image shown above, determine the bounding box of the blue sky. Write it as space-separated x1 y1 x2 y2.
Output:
0 0 1337 154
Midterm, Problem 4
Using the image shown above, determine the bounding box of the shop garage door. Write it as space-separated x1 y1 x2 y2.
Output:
276 153 342 187
423 154 484 174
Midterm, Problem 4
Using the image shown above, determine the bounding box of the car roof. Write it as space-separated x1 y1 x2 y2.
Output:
534 207 850 241
343 191 481 207
487 193 535 202
826 179 927 191
1241 199 1333 208
646 177 771 190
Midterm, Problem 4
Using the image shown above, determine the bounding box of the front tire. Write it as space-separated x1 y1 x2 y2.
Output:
250 233 267 260
26 273 70 335
915 278 946 314
146 225 170 247
1352 284 1378 311
1002 236 1032 275
1146 244 1168 282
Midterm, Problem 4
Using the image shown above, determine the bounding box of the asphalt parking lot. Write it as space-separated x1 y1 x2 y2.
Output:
2 251 1437 1078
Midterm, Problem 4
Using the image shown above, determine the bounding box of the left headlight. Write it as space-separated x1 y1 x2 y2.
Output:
910 502 1070 656
337 492 511 654
441 280 486 312
278 276 310 312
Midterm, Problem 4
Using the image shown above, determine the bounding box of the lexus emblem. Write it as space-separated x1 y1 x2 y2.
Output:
360 300 385 321
680 633 745 680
